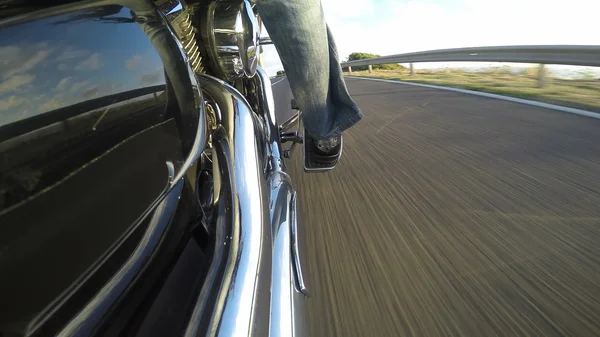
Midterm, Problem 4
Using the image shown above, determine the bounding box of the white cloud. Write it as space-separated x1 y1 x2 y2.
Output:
0 95 25 111
0 46 21 66
321 0 374 19
323 0 600 59
261 0 600 74
139 68 164 86
82 85 99 99
70 80 89 92
0 74 35 95
40 96 66 111
75 53 103 71
5 49 52 78
55 47 89 62
126 55 143 71
55 76 73 92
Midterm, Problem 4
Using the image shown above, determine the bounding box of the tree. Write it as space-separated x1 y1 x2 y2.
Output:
347 52 405 71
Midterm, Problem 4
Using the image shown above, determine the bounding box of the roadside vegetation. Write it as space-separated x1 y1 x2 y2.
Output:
346 67 600 113
346 52 405 72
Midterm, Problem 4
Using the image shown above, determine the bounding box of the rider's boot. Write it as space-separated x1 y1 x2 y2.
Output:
303 130 342 172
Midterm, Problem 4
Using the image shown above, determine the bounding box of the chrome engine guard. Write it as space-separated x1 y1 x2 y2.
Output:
183 68 309 337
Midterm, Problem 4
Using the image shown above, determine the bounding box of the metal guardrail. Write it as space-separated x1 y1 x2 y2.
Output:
340 45 600 69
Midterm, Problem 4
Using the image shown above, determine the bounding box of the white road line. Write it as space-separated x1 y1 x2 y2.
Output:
350 76 600 120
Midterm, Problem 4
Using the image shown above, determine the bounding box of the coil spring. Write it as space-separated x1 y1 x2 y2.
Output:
178 10 204 74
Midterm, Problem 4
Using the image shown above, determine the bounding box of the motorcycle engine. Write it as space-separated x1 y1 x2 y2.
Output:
155 0 260 81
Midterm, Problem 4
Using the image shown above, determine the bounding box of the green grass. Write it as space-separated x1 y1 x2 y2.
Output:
347 69 600 113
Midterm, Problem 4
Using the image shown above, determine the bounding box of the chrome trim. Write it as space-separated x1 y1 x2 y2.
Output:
185 74 272 337
254 67 277 141
280 131 302 144
290 192 310 297
259 36 273 45
257 16 265 68
280 131 302 159
267 172 309 337
268 172 294 337
254 66 283 171
172 82 207 183
203 0 259 79
280 113 300 132
182 137 232 337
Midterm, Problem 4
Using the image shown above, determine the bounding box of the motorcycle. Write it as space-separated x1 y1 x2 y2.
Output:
0 0 316 336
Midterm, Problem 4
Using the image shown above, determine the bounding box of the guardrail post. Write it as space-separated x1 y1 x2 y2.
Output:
368 65 373 73
537 64 547 88
348 66 352 74
410 63 414 76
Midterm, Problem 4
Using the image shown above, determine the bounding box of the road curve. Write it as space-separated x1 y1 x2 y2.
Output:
272 77 600 337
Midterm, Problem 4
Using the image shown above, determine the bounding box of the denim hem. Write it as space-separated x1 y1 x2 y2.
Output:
315 111 363 140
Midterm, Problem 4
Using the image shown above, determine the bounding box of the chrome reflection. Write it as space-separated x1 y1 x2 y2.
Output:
0 2 205 335
280 113 300 132
268 172 310 337
201 0 259 79
158 1 205 74
290 192 310 297
0 8 166 129
268 172 294 337
185 74 271 337
253 66 283 171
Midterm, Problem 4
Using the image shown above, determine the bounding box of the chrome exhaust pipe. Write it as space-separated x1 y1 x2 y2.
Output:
185 74 272 337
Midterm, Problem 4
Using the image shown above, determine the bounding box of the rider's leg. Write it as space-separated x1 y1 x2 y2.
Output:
256 0 362 142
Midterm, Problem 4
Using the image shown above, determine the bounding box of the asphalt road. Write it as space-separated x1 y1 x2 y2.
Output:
272 77 600 337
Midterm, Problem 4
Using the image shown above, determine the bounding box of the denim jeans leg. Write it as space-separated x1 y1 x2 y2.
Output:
256 0 362 139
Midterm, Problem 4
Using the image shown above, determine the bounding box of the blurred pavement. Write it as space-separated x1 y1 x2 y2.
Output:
273 77 600 337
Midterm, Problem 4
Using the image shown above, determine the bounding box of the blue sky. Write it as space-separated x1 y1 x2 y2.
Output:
1 1 596 121
0 8 164 126
262 0 599 75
